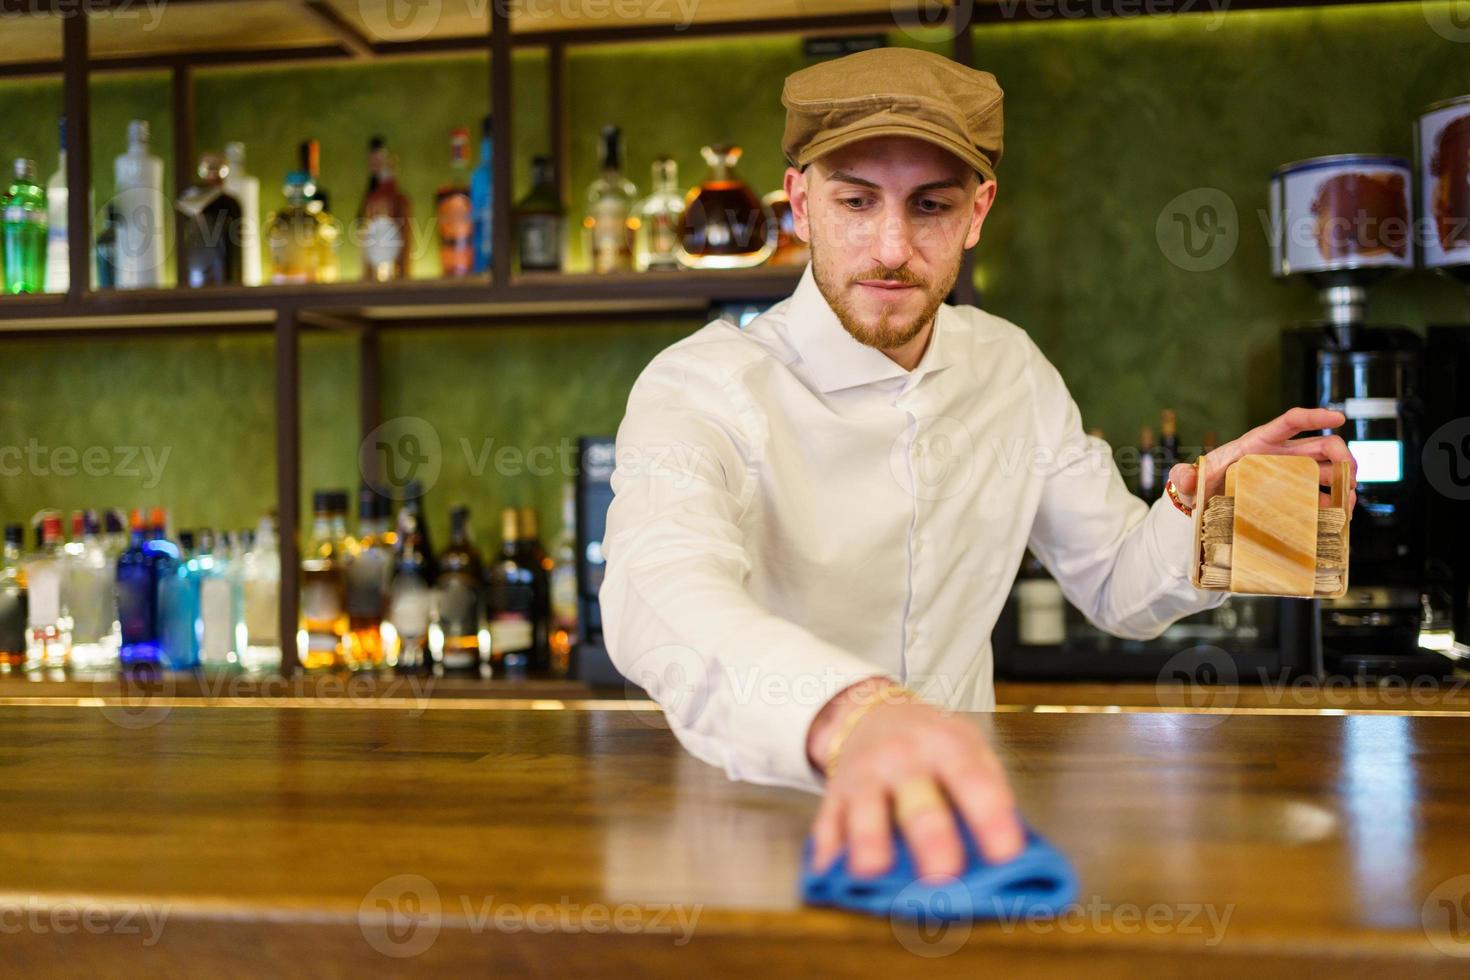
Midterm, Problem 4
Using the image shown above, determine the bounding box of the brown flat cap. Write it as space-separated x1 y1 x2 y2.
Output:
781 47 1004 182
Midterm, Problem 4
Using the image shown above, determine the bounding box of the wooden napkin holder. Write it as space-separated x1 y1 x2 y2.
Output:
1188 453 1352 599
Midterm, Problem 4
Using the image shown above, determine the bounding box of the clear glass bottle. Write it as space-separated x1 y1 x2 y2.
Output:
66 510 119 671
194 529 242 670
470 115 493 275
3 159 48 295
387 485 436 672
159 529 201 670
266 171 341 285
435 505 484 674
224 142 263 287
635 156 684 272
113 119 167 289
300 490 350 671
0 525 29 672
46 116 69 294
437 127 475 279
177 152 244 288
548 482 579 678
514 154 565 273
359 136 412 283
24 512 71 669
678 143 775 269
241 514 281 674
582 125 636 274
345 486 393 671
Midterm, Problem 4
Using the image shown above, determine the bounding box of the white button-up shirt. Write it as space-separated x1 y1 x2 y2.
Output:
601 262 1225 793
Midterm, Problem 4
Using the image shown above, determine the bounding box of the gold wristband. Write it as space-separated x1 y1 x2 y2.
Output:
822 684 914 778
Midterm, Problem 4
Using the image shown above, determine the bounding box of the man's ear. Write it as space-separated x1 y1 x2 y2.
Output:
965 177 998 250
784 165 811 243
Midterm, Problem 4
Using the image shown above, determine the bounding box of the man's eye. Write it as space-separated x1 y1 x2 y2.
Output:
916 199 952 214
839 197 869 210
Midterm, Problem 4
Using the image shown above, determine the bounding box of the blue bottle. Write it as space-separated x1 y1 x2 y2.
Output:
470 114 493 274
117 509 163 665
158 529 200 670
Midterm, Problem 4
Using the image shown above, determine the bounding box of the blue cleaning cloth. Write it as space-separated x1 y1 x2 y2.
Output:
800 819 1078 921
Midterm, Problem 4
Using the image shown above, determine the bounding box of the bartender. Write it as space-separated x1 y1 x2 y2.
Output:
600 47 1356 884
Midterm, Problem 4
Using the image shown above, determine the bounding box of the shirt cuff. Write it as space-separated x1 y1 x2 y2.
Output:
1148 493 1198 580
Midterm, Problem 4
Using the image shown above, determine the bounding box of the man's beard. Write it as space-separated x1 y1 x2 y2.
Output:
810 238 961 353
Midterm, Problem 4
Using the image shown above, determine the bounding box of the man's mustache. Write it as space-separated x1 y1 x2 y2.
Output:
849 268 926 287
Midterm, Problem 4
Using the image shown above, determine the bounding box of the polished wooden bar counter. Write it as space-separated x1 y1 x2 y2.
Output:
2 701 1467 975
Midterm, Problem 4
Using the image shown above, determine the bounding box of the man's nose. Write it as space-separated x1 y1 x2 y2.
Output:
870 204 915 270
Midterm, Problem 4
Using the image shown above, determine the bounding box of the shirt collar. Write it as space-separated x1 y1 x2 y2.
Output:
784 261 956 394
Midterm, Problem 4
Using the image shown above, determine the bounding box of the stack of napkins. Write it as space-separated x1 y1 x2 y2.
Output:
1198 495 1347 594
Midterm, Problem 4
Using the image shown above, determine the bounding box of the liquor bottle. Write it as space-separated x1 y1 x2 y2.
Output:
487 507 537 674
224 142 263 287
345 486 393 670
300 138 330 215
1136 426 1158 501
194 529 242 669
3 159 48 295
678 143 776 269
267 171 341 284
435 505 485 673
359 136 412 283
582 125 637 274
158 529 201 670
513 154 565 274
0 525 29 671
634 156 683 272
300 490 350 670
517 505 552 674
470 115 493 275
103 509 128 556
763 188 809 267
1159 409 1180 474
117 509 162 666
1014 550 1066 648
95 204 120 289
387 485 436 672
548 482 579 677
436 127 475 278
45 116 69 294
65 510 119 670
114 120 167 289
176 152 244 288
23 512 70 669
241 514 281 673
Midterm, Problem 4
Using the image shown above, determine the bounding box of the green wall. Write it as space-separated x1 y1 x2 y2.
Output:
1 5 1468 550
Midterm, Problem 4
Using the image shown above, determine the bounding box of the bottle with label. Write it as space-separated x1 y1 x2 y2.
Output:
3 159 48 295
470 115 493 275
223 142 263 287
360 136 412 282
116 509 163 666
300 490 350 670
582 125 637 274
194 529 243 670
240 514 281 673
158 529 201 670
46 116 69 294
437 127 475 278
266 171 341 285
177 152 244 288
548 482 579 677
345 486 393 671
24 513 71 669
0 525 28 671
113 120 167 289
95 204 120 289
634 156 683 272
435 505 485 673
486 507 536 674
387 485 436 672
1014 550 1066 648
65 510 119 670
514 154 565 273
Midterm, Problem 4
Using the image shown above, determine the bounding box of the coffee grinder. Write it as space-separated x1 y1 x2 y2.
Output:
1272 154 1452 678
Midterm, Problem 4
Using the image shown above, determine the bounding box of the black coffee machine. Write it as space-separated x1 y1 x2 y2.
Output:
1272 153 1458 678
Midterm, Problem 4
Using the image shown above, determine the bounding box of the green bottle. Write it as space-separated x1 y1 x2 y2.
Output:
2 159 48 294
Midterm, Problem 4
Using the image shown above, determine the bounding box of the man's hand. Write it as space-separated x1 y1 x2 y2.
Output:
806 678 1025 879
1167 407 1358 512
